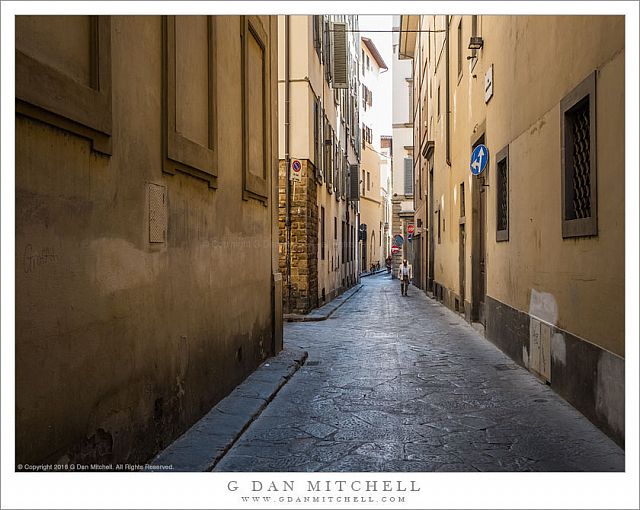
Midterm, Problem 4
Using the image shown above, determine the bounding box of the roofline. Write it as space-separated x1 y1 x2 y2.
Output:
398 15 420 60
361 36 388 71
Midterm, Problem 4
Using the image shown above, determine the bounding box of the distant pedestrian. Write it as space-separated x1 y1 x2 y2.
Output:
398 259 413 296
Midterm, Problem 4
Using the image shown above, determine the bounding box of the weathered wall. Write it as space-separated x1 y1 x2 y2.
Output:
16 15 280 466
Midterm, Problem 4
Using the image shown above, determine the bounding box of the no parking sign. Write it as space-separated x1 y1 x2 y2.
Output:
290 159 302 182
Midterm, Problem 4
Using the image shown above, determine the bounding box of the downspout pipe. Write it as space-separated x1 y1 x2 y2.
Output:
285 16 292 310
445 15 451 166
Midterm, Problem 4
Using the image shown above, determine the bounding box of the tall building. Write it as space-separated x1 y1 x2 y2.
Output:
391 16 416 277
400 15 625 445
380 135 393 264
278 15 361 313
15 15 282 465
359 36 388 272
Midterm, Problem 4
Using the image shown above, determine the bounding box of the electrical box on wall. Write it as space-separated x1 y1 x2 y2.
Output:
149 183 167 243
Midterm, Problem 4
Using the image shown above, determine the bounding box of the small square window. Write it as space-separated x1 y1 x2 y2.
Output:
561 71 597 238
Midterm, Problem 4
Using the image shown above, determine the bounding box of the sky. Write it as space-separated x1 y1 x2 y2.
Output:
359 15 393 138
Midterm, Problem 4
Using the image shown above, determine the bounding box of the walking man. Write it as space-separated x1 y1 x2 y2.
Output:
398 258 413 296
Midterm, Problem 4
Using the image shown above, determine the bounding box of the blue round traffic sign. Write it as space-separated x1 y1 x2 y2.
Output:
470 144 489 176
394 234 404 247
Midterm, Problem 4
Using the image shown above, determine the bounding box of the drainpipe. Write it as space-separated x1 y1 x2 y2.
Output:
445 15 451 167
285 16 292 310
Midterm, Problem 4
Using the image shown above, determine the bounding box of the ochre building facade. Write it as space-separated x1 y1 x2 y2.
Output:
278 15 361 313
400 15 625 445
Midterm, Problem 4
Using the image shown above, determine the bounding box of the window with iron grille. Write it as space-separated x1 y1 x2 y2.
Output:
561 71 597 238
496 145 509 242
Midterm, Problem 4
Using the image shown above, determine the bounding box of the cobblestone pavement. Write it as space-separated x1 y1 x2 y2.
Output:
215 275 624 472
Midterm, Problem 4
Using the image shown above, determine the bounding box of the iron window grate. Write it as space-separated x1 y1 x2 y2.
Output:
569 100 591 220
497 158 508 231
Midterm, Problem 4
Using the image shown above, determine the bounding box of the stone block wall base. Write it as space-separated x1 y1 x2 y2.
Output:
278 159 318 314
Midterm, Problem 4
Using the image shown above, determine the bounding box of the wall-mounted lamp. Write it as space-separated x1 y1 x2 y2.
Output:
468 36 484 50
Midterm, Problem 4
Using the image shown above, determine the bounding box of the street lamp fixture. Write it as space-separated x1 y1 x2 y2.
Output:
468 36 484 50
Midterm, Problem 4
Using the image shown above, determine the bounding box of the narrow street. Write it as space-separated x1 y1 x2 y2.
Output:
216 275 624 472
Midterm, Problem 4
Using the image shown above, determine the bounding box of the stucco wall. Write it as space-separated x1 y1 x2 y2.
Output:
417 15 624 356
16 15 280 465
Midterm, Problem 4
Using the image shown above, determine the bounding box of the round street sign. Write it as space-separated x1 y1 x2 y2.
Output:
407 224 415 235
393 234 404 247
470 144 489 176
291 159 302 173
391 245 400 254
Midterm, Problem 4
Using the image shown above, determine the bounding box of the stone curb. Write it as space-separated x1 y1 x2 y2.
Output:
283 283 363 322
359 268 388 278
146 347 308 472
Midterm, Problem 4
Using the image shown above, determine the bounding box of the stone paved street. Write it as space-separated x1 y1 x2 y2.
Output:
215 275 624 472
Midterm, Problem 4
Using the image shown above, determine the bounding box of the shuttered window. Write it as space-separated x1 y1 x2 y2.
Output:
404 157 413 195
330 22 348 88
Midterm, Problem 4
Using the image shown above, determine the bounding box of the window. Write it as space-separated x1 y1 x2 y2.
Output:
496 145 509 241
325 122 333 192
16 16 113 155
408 79 414 117
460 182 465 218
457 19 463 79
313 96 321 178
313 15 322 60
437 210 441 244
342 221 347 262
437 85 441 119
367 171 371 191
361 49 365 74
561 71 597 238
470 16 479 68
334 217 338 239
362 169 366 195
241 16 270 202
352 226 355 261
366 54 370 70
321 206 325 260
404 157 413 195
